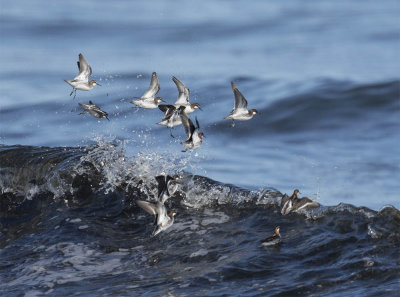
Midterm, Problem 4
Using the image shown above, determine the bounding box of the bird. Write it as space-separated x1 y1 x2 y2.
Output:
130 72 164 109
64 53 100 99
78 100 109 120
281 189 320 215
261 226 281 246
180 110 204 152
171 76 202 114
154 174 180 203
155 174 181 197
157 105 186 138
224 81 258 127
136 176 177 236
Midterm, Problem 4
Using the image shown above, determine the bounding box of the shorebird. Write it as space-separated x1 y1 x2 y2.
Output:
130 72 163 109
172 76 201 114
78 100 109 120
65 53 100 99
180 110 204 152
136 175 177 236
261 226 281 246
281 189 320 215
157 105 186 137
155 174 180 198
224 81 257 127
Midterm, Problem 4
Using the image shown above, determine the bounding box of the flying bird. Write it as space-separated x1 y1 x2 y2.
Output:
130 72 163 109
65 53 100 99
224 82 257 127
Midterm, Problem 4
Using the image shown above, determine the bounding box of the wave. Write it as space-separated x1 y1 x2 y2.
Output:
1 143 398 221
210 80 399 137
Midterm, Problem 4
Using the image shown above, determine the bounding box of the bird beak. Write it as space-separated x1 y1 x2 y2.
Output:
199 107 203 111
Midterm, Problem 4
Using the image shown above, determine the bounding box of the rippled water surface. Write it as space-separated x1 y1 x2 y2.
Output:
1 0 399 296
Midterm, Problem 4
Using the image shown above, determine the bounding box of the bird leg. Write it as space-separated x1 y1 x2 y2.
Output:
169 128 175 138
231 120 235 128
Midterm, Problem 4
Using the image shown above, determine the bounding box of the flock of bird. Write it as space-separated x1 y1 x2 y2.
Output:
64 53 320 245
65 53 257 152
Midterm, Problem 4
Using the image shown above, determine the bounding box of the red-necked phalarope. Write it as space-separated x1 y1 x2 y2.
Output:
136 175 177 236
155 174 180 203
157 105 186 138
64 53 101 99
172 76 201 114
281 189 320 215
130 72 163 109
224 82 258 127
78 100 109 120
180 110 204 152
261 226 281 246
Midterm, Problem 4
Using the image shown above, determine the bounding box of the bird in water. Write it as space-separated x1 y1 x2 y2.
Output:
64 53 101 99
78 100 109 120
136 175 177 236
180 110 204 152
130 72 164 109
224 81 258 127
281 189 320 215
261 226 281 246
157 105 186 138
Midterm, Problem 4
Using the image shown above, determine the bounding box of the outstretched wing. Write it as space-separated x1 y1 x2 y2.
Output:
180 110 195 140
155 175 173 199
137 201 157 216
74 53 92 82
231 82 248 112
158 104 177 120
173 76 190 105
142 72 160 99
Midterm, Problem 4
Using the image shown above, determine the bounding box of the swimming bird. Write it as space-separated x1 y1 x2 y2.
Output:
65 53 100 99
136 176 177 236
180 110 204 152
78 101 109 120
130 72 163 109
261 226 281 246
281 189 320 215
172 76 202 114
224 82 258 127
157 105 186 137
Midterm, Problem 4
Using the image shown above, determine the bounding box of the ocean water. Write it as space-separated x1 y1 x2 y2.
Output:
1 1 399 296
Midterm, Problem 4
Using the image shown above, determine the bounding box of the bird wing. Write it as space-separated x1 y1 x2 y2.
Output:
136 200 157 216
158 104 177 120
142 72 160 99
173 76 190 105
180 110 195 140
155 175 172 199
74 53 92 82
231 82 248 112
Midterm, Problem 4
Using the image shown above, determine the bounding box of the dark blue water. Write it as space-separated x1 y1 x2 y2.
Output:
1 1 400 296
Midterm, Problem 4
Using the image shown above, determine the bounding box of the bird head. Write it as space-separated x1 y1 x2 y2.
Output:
191 103 202 111
275 226 280 235
89 80 101 86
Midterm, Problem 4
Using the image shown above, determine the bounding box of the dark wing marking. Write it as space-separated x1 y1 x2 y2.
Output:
180 111 195 141
142 72 160 98
231 82 248 110
158 104 177 120
173 76 190 105
74 53 92 81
